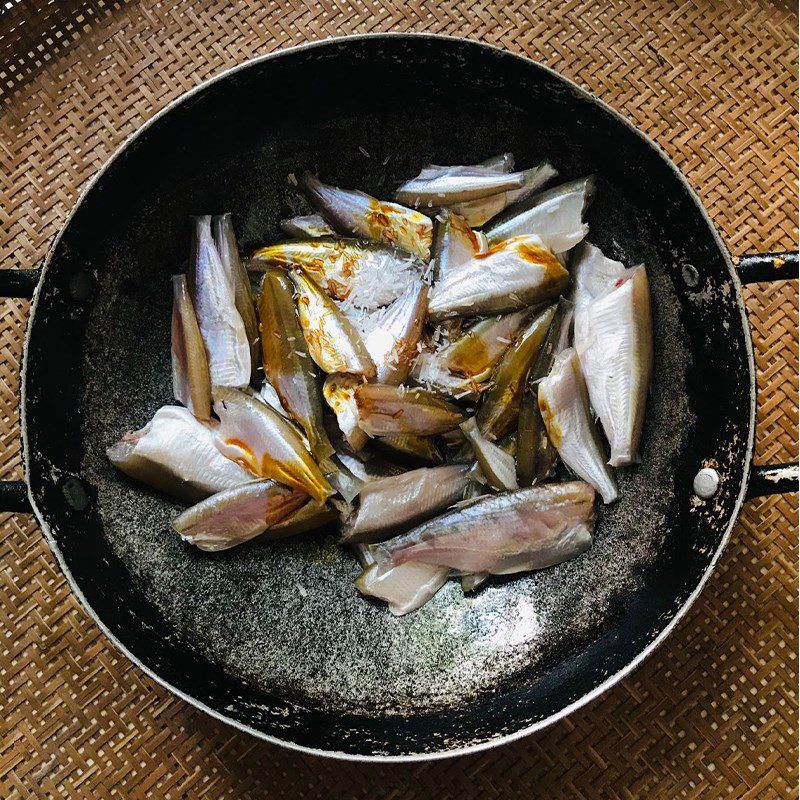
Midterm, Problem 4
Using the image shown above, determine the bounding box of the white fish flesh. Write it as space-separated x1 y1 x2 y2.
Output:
323 373 369 452
537 349 619 503
212 213 260 378
279 213 335 238
485 176 595 254
354 544 449 617
386 481 595 575
570 240 626 309
341 464 470 543
190 215 251 387
363 279 428 384
460 418 518 491
107 405 252 503
574 264 653 466
172 481 309 552
428 235 569 320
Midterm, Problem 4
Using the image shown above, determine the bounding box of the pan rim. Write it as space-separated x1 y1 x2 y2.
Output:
19 31 757 762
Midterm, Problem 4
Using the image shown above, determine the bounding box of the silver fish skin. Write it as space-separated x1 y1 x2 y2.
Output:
475 152 515 172
335 452 405 484
107 405 253 504
363 279 429 385
212 213 260 379
341 464 471 543
353 544 450 617
189 215 251 387
537 348 619 503
171 274 211 421
485 176 595 254
460 418 518 492
300 172 433 260
395 165 525 206
570 240 626 309
172 481 309 552
430 211 484 283
354 384 465 436
386 481 595 575
428 235 569 320
279 213 336 238
450 160 558 227
574 265 653 466
271 500 338 537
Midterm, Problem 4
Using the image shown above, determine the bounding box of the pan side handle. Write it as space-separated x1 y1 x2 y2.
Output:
0 268 40 513
736 250 799 499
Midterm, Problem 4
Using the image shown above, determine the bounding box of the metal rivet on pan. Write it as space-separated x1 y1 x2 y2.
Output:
61 477 90 511
693 467 720 499
69 271 94 302
681 263 700 288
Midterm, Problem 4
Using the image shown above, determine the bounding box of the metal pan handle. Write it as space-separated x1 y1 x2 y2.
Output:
0 268 39 513
735 250 799 499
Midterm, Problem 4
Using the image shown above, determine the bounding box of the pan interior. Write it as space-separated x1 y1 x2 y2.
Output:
24 39 750 751
78 91 691 716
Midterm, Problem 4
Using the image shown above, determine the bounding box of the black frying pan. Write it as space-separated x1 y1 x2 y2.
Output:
2 34 797 760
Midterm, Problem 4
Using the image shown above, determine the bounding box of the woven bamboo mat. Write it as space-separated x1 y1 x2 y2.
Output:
0 1 797 797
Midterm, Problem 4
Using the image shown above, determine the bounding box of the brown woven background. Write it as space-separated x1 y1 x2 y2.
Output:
0 0 797 797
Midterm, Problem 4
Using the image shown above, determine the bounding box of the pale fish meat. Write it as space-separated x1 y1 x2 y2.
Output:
107 405 252 504
386 481 595 575
484 176 595 254
354 384 465 436
279 213 336 239
212 213 260 378
341 464 471 543
172 481 309 552
171 274 211 420
363 279 428 385
251 238 418 308
428 235 569 320
212 386 334 503
430 210 485 283
323 373 369 452
291 269 376 377
353 543 450 617
574 264 653 466
410 352 480 401
190 215 250 387
301 172 433 260
537 349 618 503
570 240 626 309
395 164 525 206
450 160 558 227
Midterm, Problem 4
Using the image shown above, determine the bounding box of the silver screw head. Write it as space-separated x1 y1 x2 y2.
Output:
693 467 720 499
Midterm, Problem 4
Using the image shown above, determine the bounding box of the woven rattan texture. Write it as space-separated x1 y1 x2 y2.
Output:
0 1 797 797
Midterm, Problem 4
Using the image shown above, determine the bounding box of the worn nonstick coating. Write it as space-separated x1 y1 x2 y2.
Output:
22 35 757 759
